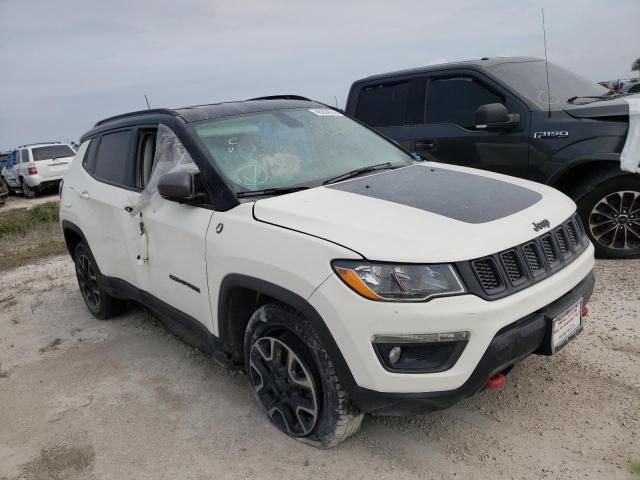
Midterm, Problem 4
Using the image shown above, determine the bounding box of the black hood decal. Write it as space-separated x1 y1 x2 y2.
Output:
328 165 542 224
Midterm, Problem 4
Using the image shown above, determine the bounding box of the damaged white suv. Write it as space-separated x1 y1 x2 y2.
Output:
60 96 595 447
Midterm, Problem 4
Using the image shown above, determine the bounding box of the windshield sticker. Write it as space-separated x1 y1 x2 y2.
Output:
308 108 343 116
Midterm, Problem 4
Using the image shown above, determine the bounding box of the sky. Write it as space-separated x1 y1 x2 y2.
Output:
1 0 638 149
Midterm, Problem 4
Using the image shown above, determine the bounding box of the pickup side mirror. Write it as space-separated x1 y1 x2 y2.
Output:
475 103 520 130
157 170 207 204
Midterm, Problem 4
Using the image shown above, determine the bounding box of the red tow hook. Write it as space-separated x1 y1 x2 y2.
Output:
581 306 589 317
485 373 507 390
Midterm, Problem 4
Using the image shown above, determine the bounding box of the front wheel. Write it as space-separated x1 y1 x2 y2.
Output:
576 175 640 258
245 303 363 447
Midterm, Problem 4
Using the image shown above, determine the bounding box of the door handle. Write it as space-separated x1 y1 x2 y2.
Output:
124 206 133 213
79 190 90 199
415 139 436 150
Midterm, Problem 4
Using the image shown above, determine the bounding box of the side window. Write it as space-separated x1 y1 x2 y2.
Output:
135 129 158 189
20 149 29 163
355 81 410 127
93 130 135 187
426 77 504 129
82 137 100 172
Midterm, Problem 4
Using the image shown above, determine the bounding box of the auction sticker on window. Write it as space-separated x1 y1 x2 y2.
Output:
308 108 343 116
551 299 583 354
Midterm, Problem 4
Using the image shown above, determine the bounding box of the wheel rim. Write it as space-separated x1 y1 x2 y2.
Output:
249 336 319 437
75 253 101 310
589 190 640 250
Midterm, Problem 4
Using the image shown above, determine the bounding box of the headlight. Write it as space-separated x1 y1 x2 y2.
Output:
332 260 465 302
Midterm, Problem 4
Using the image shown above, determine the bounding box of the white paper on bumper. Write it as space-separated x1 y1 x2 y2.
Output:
620 97 640 174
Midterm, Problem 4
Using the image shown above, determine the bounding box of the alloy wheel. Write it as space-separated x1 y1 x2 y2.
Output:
589 190 640 250
249 336 319 436
76 253 101 310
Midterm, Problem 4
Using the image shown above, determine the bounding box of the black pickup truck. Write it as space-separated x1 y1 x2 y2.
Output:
346 57 640 259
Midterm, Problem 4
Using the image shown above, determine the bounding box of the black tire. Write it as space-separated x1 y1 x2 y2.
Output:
74 243 126 319
575 175 640 259
21 179 36 199
244 303 363 447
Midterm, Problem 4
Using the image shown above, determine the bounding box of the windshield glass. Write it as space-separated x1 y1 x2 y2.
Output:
32 145 75 161
488 60 609 108
193 108 412 192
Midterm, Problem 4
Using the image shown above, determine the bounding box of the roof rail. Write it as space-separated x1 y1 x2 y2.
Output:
17 141 62 148
94 108 178 127
247 95 312 102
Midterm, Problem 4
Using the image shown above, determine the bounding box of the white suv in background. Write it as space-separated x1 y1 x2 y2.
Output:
60 97 595 447
1 142 75 198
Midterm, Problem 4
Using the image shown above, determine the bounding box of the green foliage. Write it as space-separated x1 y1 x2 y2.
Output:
0 202 60 237
627 460 640 476
632 58 640 73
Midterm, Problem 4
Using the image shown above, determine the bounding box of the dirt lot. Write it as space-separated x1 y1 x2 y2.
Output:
0 256 638 480
1 192 59 212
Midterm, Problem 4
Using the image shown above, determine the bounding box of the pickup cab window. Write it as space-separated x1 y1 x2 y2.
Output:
426 77 503 129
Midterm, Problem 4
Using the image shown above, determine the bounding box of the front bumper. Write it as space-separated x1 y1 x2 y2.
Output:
309 243 595 395
349 272 594 415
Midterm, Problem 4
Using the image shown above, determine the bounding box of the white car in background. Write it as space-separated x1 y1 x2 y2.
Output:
1 142 76 198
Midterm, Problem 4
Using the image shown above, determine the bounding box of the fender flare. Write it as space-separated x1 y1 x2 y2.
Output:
547 154 634 201
60 220 90 258
217 273 357 391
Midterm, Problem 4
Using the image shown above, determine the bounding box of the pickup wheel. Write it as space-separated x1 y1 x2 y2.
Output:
74 243 126 319
245 303 363 447
576 175 640 259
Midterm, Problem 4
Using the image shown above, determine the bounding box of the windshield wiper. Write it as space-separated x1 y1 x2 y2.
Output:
236 186 309 198
567 92 628 103
322 162 399 185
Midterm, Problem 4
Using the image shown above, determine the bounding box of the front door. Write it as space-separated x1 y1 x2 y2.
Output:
413 73 530 179
127 125 215 330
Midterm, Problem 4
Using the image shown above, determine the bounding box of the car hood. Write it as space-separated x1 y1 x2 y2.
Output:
252 163 577 263
562 93 639 119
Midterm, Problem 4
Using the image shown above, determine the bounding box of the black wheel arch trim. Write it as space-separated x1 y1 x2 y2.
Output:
218 273 358 391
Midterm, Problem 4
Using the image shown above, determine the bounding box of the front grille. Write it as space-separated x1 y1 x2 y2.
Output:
500 250 525 285
540 234 558 265
467 213 589 299
471 258 503 292
523 242 544 275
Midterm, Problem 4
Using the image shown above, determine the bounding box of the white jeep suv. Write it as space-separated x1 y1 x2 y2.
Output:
60 97 595 447
2 142 75 198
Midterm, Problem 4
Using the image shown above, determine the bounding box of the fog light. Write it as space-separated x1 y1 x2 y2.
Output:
388 346 402 365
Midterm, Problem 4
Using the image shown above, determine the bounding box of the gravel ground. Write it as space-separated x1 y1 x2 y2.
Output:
0 255 638 480
0 192 59 212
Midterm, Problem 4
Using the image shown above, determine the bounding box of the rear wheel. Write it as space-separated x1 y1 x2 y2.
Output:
576 175 640 259
245 303 363 447
74 243 126 319
21 179 35 199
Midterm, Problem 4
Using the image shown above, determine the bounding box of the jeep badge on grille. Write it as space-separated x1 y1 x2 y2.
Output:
532 219 551 232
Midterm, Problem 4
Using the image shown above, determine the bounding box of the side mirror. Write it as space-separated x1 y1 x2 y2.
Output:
157 170 207 204
475 103 520 130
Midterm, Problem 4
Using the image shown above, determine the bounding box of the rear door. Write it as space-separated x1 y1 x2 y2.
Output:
75 130 142 286
414 72 530 178
31 144 76 179
351 78 426 150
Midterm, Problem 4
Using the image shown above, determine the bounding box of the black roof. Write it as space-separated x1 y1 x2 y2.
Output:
357 56 544 83
81 95 324 142
92 95 320 128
